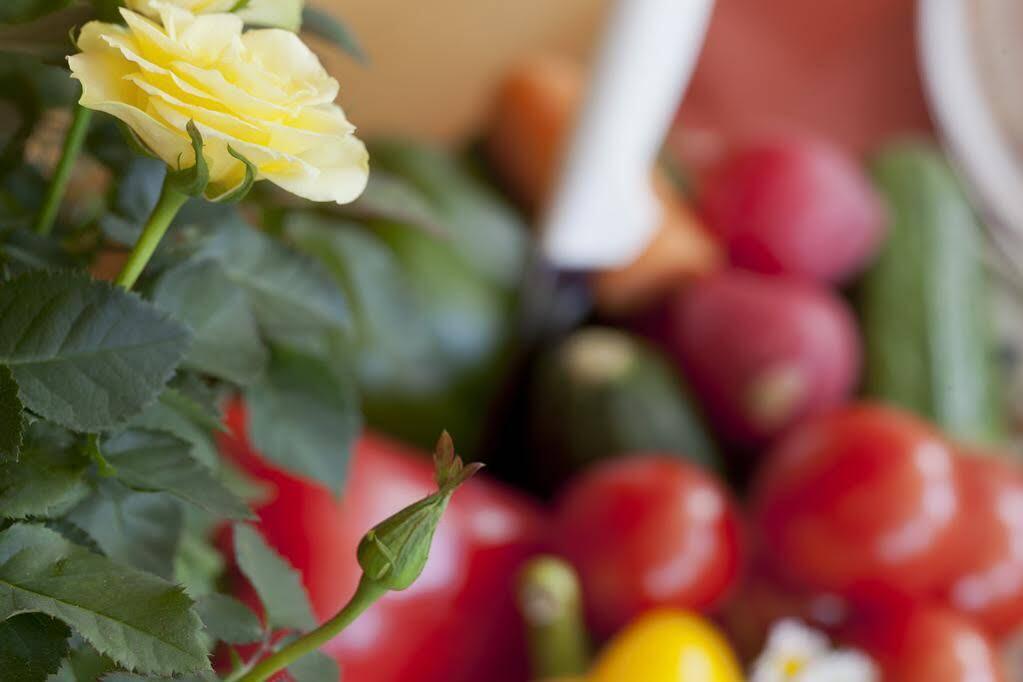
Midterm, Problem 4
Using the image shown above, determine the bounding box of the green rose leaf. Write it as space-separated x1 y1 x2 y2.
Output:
244 345 360 492
0 365 23 461
301 7 366 63
101 674 215 682
68 482 183 580
0 425 88 519
0 0 72 25
103 429 253 520
0 613 69 682
0 271 191 432
194 218 348 351
130 388 222 469
152 259 268 386
195 593 263 645
341 170 445 233
47 645 116 682
287 651 341 682
369 140 528 290
232 523 316 632
0 227 78 277
0 523 210 675
174 509 226 599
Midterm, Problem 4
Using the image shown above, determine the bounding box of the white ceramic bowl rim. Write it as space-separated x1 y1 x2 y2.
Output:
918 0 1023 244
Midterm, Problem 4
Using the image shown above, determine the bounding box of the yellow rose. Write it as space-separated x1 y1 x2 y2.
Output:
68 5 368 204
126 0 303 32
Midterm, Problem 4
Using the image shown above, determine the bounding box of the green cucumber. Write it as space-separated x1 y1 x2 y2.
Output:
859 141 1005 444
529 328 720 486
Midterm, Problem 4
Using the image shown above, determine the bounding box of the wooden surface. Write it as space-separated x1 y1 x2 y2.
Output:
310 0 609 144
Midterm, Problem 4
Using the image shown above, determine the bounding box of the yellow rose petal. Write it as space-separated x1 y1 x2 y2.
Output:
69 7 367 204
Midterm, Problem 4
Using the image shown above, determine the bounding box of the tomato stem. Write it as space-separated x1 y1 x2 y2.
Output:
33 104 92 236
235 575 388 682
114 175 187 290
518 556 591 679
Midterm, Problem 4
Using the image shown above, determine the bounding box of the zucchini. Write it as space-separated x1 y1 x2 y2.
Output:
859 141 1005 443
529 328 720 487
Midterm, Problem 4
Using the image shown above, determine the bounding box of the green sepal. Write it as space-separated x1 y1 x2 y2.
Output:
83 434 116 478
118 121 157 160
356 432 481 591
166 120 210 198
209 146 257 204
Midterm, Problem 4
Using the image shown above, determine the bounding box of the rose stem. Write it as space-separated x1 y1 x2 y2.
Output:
518 556 591 679
234 575 388 682
114 175 187 290
33 104 93 236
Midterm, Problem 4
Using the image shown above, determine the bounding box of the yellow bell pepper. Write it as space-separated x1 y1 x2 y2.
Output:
587 609 745 682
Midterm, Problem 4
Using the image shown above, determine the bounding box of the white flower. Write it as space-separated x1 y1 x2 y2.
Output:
798 650 879 682
751 620 878 682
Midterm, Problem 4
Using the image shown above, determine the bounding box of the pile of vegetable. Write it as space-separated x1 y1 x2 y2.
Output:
0 3 1017 681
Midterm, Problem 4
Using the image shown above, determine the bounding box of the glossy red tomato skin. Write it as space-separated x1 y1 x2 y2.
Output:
220 402 545 682
553 454 743 639
939 456 1023 636
665 270 860 446
752 404 965 599
699 136 887 284
844 605 1007 682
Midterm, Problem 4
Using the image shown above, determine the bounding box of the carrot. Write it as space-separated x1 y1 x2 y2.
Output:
488 56 722 316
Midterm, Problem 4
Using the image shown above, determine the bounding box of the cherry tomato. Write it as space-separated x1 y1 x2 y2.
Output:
753 403 965 598
698 135 887 284
220 401 545 682
844 605 1007 682
940 456 1023 636
664 270 860 446
553 455 743 638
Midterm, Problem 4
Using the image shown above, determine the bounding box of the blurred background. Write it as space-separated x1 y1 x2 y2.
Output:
315 0 929 151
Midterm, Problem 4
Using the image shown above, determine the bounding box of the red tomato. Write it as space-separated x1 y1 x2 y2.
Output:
698 136 887 283
664 270 860 446
220 402 545 682
753 404 965 598
844 605 1006 682
552 454 743 638
940 456 1023 636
